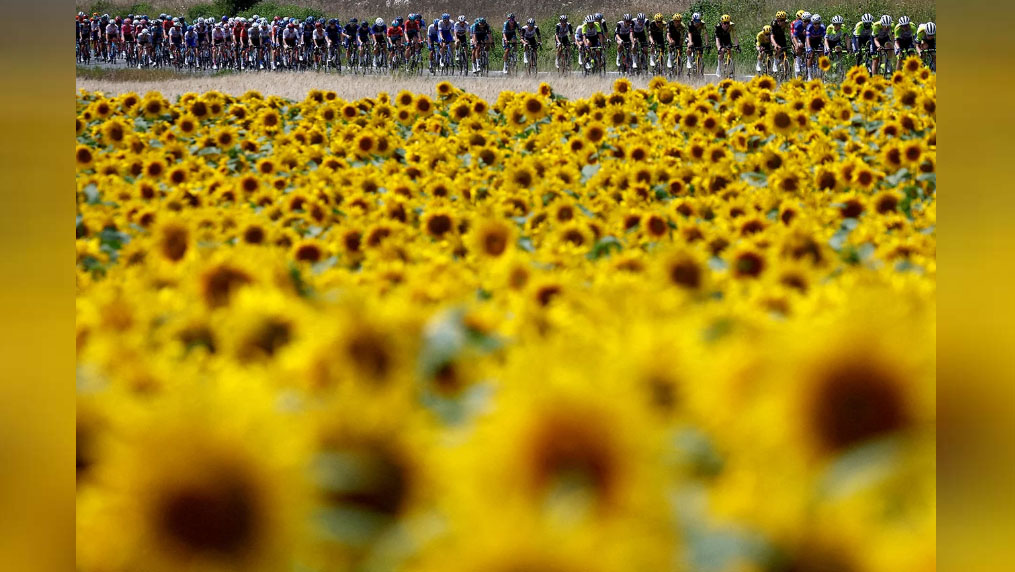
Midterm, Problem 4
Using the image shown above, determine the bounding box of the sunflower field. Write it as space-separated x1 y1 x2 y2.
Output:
76 58 936 572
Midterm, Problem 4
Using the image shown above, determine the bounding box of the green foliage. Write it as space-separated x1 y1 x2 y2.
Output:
236 2 324 21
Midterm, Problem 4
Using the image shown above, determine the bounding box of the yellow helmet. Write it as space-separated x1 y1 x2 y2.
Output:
654 13 663 22
673 13 682 22
796 10 805 19
721 14 732 23
763 25 772 34
776 11 788 20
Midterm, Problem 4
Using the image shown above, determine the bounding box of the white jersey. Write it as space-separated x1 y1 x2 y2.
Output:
521 24 539 39
632 18 647 33
106 23 117 35
453 21 468 34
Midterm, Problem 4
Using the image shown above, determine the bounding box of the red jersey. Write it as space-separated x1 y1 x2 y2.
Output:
387 25 404 38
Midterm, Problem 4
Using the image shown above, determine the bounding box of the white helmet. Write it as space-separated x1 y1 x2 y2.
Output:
375 17 384 26
925 22 936 35
831 15 843 25
802 12 812 20
811 14 821 23
880 15 892 26
458 15 466 22
898 16 911 26
861 13 873 24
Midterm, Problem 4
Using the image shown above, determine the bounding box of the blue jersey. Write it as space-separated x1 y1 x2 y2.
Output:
792 19 807 39
371 24 386 36
471 22 491 37
806 23 826 40
427 23 439 42
503 20 519 40
438 19 454 41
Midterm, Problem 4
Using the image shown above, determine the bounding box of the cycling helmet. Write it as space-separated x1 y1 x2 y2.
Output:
776 11 788 20
328 18 336 25
811 14 821 23
899 16 911 26
77 11 85 17
124 17 132 24
102 13 109 19
479 17 486 24
527 18 535 25
287 22 295 28
692 13 702 22
376 18 384 26
861 13 874 24
315 21 322 27
623 13 632 21
360 22 368 28
397 17 405 25
763 25 772 34
507 13 515 20
456 15 465 22
802 12 812 21
585 15 594 24
349 18 357 24
831 15 843 25
636 13 646 20
673 14 683 21
594 13 603 21
795 10 805 19
127 13 134 19
880 15 892 26
925 22 936 35
560 15 568 21
654 13 663 22
442 13 450 20
721 14 732 23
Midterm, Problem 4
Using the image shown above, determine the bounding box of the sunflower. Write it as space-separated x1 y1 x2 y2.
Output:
154 219 191 263
96 379 310 572
852 164 878 190
765 105 795 136
214 127 237 149
423 209 456 240
817 55 831 71
100 118 129 147
175 113 198 136
469 218 515 258
436 81 454 98
75 145 95 169
522 94 547 120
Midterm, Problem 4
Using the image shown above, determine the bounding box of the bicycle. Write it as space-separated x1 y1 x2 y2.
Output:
632 40 648 74
617 41 632 74
455 39 469 76
556 41 572 75
504 40 519 75
804 47 824 81
687 45 707 79
921 47 935 72
475 43 490 76
524 41 539 75
824 44 848 83
853 44 873 75
667 43 685 78
649 43 665 76
389 38 405 72
875 44 895 78
757 47 775 77
717 45 738 80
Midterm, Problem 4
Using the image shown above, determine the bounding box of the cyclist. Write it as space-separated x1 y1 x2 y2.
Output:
871 15 894 74
357 21 371 65
615 14 633 69
714 14 739 75
521 18 541 65
825 15 845 57
471 17 492 73
916 21 935 57
325 19 341 62
426 17 440 68
387 17 405 66
770 11 790 73
136 24 152 67
630 13 649 69
151 17 165 62
169 20 184 62
502 13 520 72
370 18 387 68
184 25 198 65
121 17 136 62
579 15 603 70
438 13 454 68
647 14 667 69
281 22 299 66
852 13 874 67
453 15 469 66
804 14 825 79
666 13 686 70
404 13 421 61
756 25 774 72
555 15 574 70
791 11 810 76
894 16 917 58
